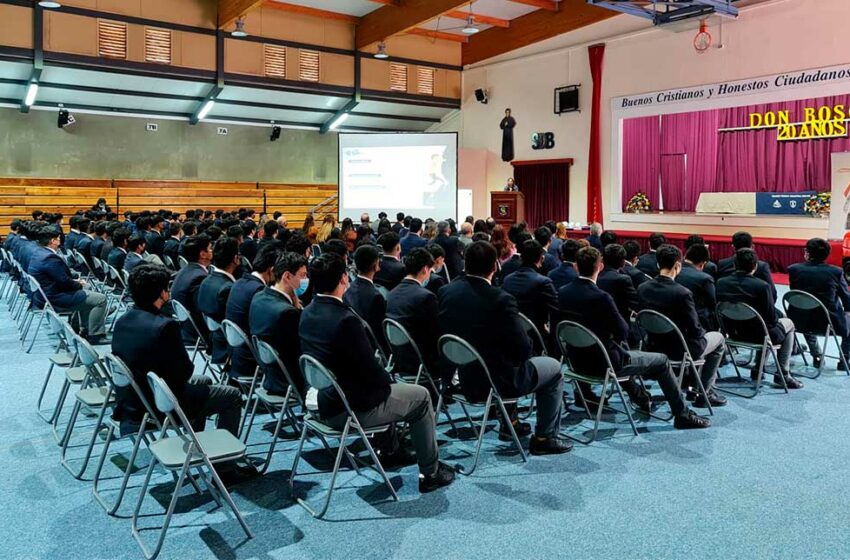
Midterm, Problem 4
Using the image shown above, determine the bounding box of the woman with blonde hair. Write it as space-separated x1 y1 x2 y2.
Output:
316 214 337 244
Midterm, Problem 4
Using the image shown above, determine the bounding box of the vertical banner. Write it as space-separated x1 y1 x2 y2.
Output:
830 152 850 240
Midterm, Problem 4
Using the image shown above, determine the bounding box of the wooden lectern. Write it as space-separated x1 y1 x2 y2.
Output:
491 191 525 227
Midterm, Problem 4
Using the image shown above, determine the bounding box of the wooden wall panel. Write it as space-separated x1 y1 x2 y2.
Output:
224 38 264 76
262 183 338 226
384 35 461 67
320 53 355 87
361 57 391 91
60 0 216 29
45 12 98 57
0 179 116 229
113 180 264 214
0 5 33 50
180 33 216 71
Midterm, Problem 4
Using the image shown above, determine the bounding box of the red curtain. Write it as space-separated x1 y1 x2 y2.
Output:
587 43 605 223
622 115 660 208
513 162 571 228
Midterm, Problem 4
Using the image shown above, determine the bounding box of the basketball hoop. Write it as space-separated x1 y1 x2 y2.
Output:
694 20 712 54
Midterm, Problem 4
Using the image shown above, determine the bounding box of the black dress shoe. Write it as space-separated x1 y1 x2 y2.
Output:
419 462 455 493
694 390 727 408
498 419 532 441
673 410 711 430
85 334 112 346
377 445 417 469
775 374 803 389
812 355 823 369
529 436 573 455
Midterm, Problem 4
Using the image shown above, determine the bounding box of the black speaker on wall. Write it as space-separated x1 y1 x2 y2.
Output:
474 88 488 104
554 85 580 115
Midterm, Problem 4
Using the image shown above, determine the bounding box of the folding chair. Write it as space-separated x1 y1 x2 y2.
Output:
715 301 788 398
203 314 231 381
178 256 188 270
782 289 850 378
250 338 306 473
37 308 80 422
22 273 70 352
92 354 163 515
162 255 176 271
290 354 399 519
517 312 547 418
555 320 640 444
636 309 714 417
438 334 527 476
170 299 214 375
132 373 253 560
220 319 263 441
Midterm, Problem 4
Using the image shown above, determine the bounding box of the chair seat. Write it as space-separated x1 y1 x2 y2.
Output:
727 340 781 350
254 386 298 406
452 394 520 407
149 429 246 468
49 351 75 366
304 413 392 438
65 366 88 384
670 359 706 367
75 386 114 407
562 368 631 385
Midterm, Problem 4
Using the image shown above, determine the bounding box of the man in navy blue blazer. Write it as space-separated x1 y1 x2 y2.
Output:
676 243 718 331
558 246 710 429
548 238 580 291
374 232 406 291
399 217 428 257
716 231 777 300
433 220 464 280
63 215 81 253
502 239 558 347
107 228 130 272
636 232 666 278
163 222 183 268
789 238 850 369
28 224 109 343
198 237 240 372
343 244 388 354
598 243 641 348
123 234 146 274
533 226 560 275
585 222 604 251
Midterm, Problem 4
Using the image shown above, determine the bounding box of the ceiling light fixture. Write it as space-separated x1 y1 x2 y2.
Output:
231 17 248 38
328 112 349 131
197 100 215 120
38 1 61 8
24 82 39 106
374 41 389 59
461 15 479 35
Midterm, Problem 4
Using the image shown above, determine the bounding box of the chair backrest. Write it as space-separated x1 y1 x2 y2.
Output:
517 312 547 357
299 354 358 417
375 285 389 300
716 301 770 343
104 353 162 426
146 373 204 451
221 319 250 349
383 318 426 370
170 298 192 322
635 309 693 361
163 255 175 270
26 273 52 309
438 334 501 395
253 337 305 404
555 320 616 379
204 314 222 333
782 289 832 335
240 256 252 270
178 256 188 269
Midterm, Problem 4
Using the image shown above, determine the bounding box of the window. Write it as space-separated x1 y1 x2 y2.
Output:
144 28 172 65
390 63 408 92
98 20 127 59
264 44 287 78
299 49 320 82
417 67 435 96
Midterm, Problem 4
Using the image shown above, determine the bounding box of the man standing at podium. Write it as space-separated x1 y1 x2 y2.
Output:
504 178 519 192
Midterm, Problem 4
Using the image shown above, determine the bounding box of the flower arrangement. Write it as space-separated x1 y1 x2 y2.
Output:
804 192 831 217
626 192 652 213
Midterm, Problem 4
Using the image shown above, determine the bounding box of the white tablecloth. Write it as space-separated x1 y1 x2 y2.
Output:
695 192 756 214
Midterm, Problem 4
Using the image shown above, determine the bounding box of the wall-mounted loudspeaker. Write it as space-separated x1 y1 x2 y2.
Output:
474 88 488 104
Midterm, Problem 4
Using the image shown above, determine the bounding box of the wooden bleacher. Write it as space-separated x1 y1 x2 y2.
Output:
0 178 338 229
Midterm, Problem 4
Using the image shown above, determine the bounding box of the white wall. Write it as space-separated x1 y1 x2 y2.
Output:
457 0 850 236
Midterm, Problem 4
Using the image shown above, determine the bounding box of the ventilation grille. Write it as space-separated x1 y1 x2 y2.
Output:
390 63 408 92
144 28 172 65
98 20 127 59
264 44 287 78
418 67 435 95
299 50 320 82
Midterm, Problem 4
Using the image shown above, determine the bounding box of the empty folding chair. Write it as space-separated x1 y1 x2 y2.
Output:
782 289 850 378
22 274 59 352
715 301 788 398
290 355 399 519
555 320 640 445
133 373 253 560
438 334 527 475
37 308 80 422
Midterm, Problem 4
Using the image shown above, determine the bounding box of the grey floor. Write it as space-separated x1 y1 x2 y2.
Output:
4 285 850 560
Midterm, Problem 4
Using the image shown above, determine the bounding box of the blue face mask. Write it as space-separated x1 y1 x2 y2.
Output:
295 277 309 297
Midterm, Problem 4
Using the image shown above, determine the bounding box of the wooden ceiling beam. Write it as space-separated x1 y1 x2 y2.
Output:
407 28 470 43
262 1 360 24
462 0 617 65
507 0 559 10
356 0 472 49
218 0 265 28
446 10 511 28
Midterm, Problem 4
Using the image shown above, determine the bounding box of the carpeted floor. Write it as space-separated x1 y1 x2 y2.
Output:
4 285 850 560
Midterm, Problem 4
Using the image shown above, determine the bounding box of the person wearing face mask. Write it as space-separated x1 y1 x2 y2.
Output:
250 251 309 397
343 244 388 355
112 264 256 486
424 243 448 296
197 237 242 378
224 245 283 380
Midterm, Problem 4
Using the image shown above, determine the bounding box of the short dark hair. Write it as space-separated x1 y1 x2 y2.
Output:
533 226 552 247
806 237 831 263
685 234 705 249
263 220 279 239
309 253 347 294
182 222 197 236
273 251 307 283
602 243 626 269
656 244 682 270
623 240 641 261
426 242 445 261
404 247 434 276
128 264 170 308
396 212 405 221
168 222 182 236
182 234 211 263
112 227 130 248
732 231 753 250
560 239 581 262
37 224 61 246
127 234 146 252
734 248 758 272
252 243 281 272
600 230 619 248
285 233 311 256
212 237 238 269
227 225 243 239
324 239 348 258
649 232 667 250
377 232 400 254
464 241 498 277
576 246 601 277
409 218 423 233
685 243 710 265
353 244 380 274
519 239 545 268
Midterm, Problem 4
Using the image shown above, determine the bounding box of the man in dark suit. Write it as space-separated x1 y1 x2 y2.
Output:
622 240 650 290
548 238 580 291
74 218 96 272
28 225 109 344
497 231 531 285
789 237 850 369
170 235 212 346
90 222 107 269
386 248 441 381
637 245 726 408
439 241 572 454
597 243 641 348
676 243 718 331
63 215 81 253
391 212 406 235
300 253 455 493
239 221 258 264
374 232 406 291
163 222 183 267
112 264 254 484
533 226 560 275
425 243 448 296
399 218 428 257
716 231 777 300
4 219 20 252
502 239 558 346
434 220 464 280
686 234 717 279
198 237 240 372
343 244 388 354
717 248 801 388
636 232 666 277
585 222 604 251
106 228 130 273
123 234 147 274
559 246 710 428
224 245 280 379
144 216 166 259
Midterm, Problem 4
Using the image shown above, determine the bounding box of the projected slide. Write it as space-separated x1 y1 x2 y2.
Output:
339 133 458 222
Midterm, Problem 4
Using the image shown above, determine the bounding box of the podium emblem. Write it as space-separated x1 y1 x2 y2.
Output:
497 204 509 217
